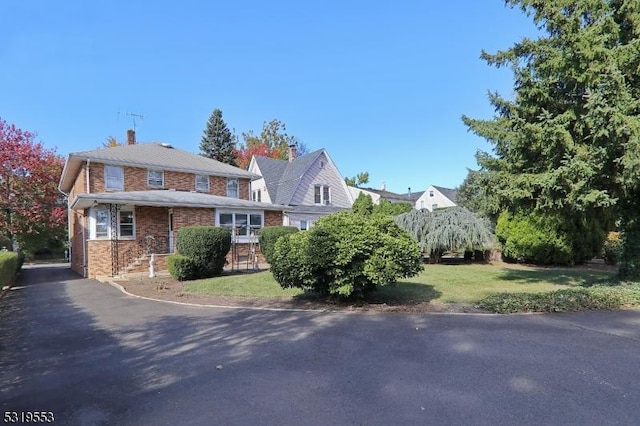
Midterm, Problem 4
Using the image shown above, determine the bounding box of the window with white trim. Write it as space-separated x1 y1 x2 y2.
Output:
314 185 330 205
252 189 261 202
90 207 135 239
226 178 239 198
431 204 438 211
147 170 164 187
105 165 124 191
217 211 263 239
195 174 210 192
300 220 308 231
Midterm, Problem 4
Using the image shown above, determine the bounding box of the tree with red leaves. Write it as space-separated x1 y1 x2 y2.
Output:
234 119 306 169
234 143 284 170
0 118 66 252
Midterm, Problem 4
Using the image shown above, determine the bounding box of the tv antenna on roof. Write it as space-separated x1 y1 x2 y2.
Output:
126 112 144 130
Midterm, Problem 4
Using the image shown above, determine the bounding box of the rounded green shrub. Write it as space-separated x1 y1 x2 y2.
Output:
258 226 299 264
496 212 605 265
270 211 423 298
0 251 20 287
167 254 197 281
175 226 231 278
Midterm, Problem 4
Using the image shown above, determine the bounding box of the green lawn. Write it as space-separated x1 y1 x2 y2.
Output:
184 262 617 304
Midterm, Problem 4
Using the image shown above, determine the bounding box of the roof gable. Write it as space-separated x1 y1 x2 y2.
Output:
253 150 326 205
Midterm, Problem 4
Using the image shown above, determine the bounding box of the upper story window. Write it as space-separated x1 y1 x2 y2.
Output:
314 185 330 205
420 200 425 209
105 165 124 191
429 190 434 197
195 174 210 192
147 170 164 187
252 189 261 202
431 204 438 211
226 178 239 198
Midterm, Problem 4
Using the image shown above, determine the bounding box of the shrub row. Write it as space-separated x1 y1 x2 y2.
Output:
0 251 21 287
270 212 423 298
477 286 640 314
167 226 231 280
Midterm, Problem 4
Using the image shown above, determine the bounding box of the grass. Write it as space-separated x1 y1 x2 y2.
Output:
184 261 624 307
185 271 303 298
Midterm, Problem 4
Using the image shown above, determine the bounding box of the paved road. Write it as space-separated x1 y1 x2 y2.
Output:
1 265 640 425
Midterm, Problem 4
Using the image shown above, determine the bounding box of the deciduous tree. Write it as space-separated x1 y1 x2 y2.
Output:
235 119 307 168
462 0 640 277
200 109 237 166
0 118 66 251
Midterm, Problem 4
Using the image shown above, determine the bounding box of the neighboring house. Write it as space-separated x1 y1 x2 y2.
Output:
349 185 419 205
59 133 286 278
414 185 458 211
248 146 353 230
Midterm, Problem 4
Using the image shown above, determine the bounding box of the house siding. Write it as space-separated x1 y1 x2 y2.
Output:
414 186 457 211
291 152 351 208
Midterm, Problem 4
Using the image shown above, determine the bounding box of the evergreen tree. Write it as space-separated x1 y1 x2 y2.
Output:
462 0 640 278
200 109 237 166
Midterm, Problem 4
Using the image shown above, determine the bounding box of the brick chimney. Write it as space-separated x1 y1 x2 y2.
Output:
288 144 297 163
127 129 136 145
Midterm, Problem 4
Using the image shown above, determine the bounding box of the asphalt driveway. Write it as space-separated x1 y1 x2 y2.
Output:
1 265 640 425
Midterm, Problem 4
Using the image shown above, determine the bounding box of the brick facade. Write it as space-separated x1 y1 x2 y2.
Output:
68 160 284 278
85 163 251 197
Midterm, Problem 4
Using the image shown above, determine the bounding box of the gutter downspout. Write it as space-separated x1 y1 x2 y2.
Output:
83 160 90 277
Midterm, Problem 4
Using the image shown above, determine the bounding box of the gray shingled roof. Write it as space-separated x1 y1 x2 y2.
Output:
284 205 348 214
60 143 258 192
70 190 287 211
433 185 458 203
254 149 325 205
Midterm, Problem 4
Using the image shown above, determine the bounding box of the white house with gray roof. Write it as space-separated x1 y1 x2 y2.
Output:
248 147 354 230
59 133 287 278
414 185 458 211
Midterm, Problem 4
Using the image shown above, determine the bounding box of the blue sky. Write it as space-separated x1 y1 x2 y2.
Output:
1 1 538 194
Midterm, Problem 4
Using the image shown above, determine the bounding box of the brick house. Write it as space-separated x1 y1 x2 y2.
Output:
58 132 285 278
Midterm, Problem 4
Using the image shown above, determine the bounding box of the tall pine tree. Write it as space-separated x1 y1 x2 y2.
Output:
462 1 640 278
200 109 237 166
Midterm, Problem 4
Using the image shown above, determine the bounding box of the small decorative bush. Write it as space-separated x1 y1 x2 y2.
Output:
602 232 621 265
175 226 231 279
167 254 197 281
258 226 299 264
477 286 640 314
270 211 423 298
0 251 20 287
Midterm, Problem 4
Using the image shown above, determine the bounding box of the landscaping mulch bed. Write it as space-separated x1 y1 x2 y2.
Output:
113 275 485 314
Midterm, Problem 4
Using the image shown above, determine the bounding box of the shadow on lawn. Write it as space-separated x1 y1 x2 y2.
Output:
497 267 616 287
290 281 442 307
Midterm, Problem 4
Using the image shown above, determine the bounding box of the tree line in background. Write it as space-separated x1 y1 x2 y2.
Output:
457 0 640 279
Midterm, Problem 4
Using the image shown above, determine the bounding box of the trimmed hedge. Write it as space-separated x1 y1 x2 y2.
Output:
0 251 20 287
167 254 197 281
175 226 231 279
477 286 640 314
259 226 299 263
